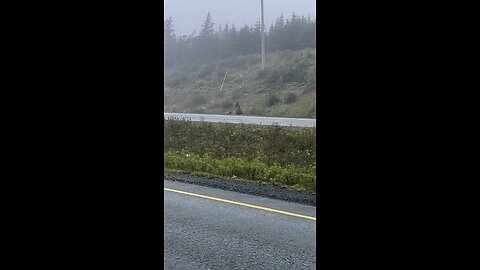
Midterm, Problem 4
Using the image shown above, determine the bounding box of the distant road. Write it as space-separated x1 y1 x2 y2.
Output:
164 112 316 127
164 180 316 269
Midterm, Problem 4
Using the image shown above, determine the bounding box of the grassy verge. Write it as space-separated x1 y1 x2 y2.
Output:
164 152 315 191
164 119 316 192
164 48 316 118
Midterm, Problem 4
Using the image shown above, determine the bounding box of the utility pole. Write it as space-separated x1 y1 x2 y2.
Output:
261 0 265 70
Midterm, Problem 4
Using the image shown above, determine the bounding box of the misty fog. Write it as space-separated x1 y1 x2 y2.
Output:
164 0 316 118
164 0 316 36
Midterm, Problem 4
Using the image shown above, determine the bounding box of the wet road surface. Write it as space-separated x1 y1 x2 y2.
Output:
164 180 316 269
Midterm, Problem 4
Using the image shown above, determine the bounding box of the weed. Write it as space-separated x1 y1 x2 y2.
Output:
164 152 316 192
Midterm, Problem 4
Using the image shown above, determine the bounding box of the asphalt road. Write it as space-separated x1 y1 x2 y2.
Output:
164 180 317 270
164 112 316 127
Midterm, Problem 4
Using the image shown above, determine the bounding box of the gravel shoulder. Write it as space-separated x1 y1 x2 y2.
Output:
164 172 316 206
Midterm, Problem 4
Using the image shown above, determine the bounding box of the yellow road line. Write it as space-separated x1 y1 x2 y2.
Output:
164 187 316 221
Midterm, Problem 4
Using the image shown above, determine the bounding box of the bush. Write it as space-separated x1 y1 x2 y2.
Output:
263 62 308 84
265 69 283 83
284 92 297 104
249 107 263 116
256 69 269 80
266 94 280 107
282 61 307 83
304 77 316 92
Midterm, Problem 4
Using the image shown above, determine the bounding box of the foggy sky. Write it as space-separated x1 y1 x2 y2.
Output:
164 0 316 36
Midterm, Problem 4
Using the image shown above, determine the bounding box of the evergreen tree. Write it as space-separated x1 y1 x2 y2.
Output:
164 17 175 44
196 13 219 61
229 24 238 56
164 17 177 68
164 12 316 68
276 14 285 28
199 12 214 37
237 25 259 55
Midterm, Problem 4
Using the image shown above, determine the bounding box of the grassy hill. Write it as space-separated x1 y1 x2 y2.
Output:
164 48 316 118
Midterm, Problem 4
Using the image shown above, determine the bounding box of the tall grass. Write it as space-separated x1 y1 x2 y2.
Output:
164 119 316 192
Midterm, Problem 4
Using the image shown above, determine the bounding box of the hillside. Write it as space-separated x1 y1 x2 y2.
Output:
164 48 316 118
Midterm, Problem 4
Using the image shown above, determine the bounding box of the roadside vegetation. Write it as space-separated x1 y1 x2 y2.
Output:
164 119 316 192
164 48 316 118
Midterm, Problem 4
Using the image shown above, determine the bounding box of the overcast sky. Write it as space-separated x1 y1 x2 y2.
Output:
164 0 316 36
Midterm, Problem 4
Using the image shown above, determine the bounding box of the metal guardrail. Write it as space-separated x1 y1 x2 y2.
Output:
164 113 316 128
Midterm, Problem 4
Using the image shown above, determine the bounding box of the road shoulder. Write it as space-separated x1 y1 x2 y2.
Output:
164 172 316 206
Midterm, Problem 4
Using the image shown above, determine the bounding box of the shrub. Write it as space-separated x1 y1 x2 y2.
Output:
284 92 297 104
256 69 269 80
265 69 282 83
304 77 316 93
249 107 263 116
266 94 280 107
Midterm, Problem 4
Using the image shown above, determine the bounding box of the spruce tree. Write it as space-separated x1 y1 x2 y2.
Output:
164 17 177 68
199 12 214 38
196 13 217 61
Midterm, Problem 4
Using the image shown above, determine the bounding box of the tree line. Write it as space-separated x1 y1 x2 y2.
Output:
164 13 316 69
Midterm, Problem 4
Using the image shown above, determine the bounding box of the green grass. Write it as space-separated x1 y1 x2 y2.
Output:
164 152 315 191
164 119 316 192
